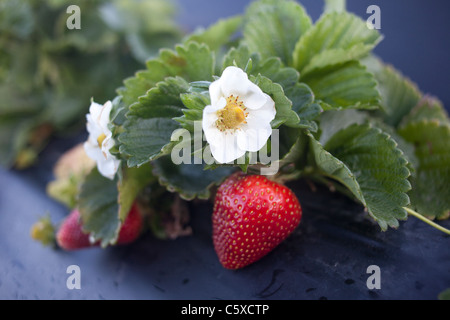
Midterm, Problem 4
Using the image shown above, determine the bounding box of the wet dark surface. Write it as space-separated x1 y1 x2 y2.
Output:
1 131 449 300
1 0 449 300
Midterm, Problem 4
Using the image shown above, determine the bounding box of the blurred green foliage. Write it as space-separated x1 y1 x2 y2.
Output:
0 0 181 168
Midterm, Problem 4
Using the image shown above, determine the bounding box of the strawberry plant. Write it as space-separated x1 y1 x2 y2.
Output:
32 0 449 270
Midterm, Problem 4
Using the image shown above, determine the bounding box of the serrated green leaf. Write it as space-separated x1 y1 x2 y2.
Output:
278 127 308 168
152 157 235 200
285 82 322 131
367 118 419 171
309 132 364 204
222 45 258 71
118 60 172 107
163 41 215 82
118 41 214 107
222 46 300 90
184 15 242 51
252 74 300 128
175 91 210 132
78 168 120 248
109 96 127 127
128 77 189 118
302 44 378 77
318 109 369 145
118 164 155 222
243 0 312 66
254 57 300 89
363 56 422 127
119 117 182 168
398 121 450 220
293 11 381 73
302 61 380 110
310 124 411 230
119 77 190 167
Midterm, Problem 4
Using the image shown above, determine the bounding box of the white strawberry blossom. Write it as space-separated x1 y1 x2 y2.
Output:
83 100 120 180
202 66 276 163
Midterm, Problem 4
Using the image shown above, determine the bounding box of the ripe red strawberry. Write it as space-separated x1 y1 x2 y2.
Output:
212 172 302 269
56 203 143 250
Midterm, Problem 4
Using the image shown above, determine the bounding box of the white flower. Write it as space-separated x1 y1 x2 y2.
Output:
83 100 120 180
202 66 276 164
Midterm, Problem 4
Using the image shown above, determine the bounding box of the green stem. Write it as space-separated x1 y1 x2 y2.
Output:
324 0 346 13
405 207 450 235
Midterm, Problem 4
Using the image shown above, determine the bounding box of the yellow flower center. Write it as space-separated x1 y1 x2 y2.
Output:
97 133 107 148
216 95 248 131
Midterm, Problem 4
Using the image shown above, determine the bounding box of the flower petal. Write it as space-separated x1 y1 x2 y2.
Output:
237 125 272 152
84 141 105 164
209 132 246 164
209 79 223 106
88 101 104 121
98 101 113 134
239 83 269 110
218 66 268 110
245 94 276 127
202 104 220 134
97 156 120 180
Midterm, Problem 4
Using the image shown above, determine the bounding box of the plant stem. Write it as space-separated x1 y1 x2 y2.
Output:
405 207 450 235
324 0 346 13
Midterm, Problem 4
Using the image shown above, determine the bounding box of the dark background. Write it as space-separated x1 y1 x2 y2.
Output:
0 0 449 300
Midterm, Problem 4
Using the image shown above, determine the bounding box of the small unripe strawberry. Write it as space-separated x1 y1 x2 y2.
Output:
56 203 143 250
55 209 92 250
213 172 302 269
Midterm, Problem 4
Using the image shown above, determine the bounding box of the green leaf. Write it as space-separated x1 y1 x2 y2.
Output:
252 74 300 127
152 157 235 200
243 0 312 66
318 109 369 145
278 127 309 168
222 46 300 90
118 164 155 222
222 45 258 71
118 60 173 108
255 57 300 89
118 41 214 107
302 61 380 110
184 15 242 51
78 168 120 248
119 118 181 168
293 12 381 73
175 91 210 132
285 83 322 131
161 41 215 82
127 76 189 118
310 124 412 230
308 132 364 204
363 56 422 127
398 121 450 220
118 77 189 167
367 118 419 171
